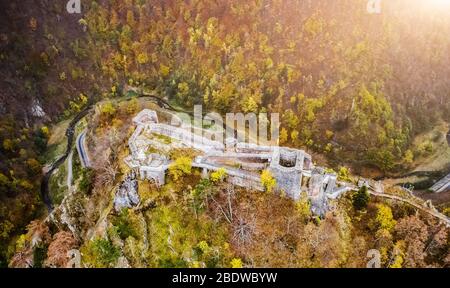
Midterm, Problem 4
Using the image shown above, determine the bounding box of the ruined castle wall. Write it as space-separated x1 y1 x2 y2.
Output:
125 109 350 217
148 123 225 152
269 167 302 200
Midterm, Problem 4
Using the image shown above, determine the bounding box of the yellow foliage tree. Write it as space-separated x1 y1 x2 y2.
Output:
100 102 116 117
389 241 406 268
210 168 227 183
261 170 276 193
168 157 192 181
137 53 149 65
159 64 170 77
373 204 396 232
230 258 243 268
279 128 288 145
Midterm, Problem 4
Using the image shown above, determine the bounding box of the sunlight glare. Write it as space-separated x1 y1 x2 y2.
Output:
428 0 450 8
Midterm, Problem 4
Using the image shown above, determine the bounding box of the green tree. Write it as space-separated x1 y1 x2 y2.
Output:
79 168 95 193
352 186 370 210
112 209 138 240
82 238 120 268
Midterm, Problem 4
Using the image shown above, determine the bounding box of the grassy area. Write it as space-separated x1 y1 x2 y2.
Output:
72 151 83 183
48 162 68 205
410 121 450 172
44 111 89 205
151 133 172 144
47 119 70 146
41 119 71 164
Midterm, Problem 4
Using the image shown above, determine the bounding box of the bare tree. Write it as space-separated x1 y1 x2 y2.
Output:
226 184 235 221
424 226 448 256
302 222 329 252
9 250 34 268
232 214 257 247
95 159 119 187
44 231 78 268
9 220 51 268
26 220 51 248
210 184 236 224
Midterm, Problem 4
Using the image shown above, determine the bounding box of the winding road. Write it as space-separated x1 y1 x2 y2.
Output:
40 93 178 212
40 106 92 212
76 130 91 168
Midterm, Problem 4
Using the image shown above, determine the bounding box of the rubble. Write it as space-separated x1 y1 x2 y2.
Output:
113 171 140 212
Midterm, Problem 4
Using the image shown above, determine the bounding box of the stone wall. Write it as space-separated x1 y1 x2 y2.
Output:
125 109 347 216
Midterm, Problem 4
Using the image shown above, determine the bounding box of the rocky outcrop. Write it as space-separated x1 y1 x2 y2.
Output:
113 171 140 212
46 188 86 242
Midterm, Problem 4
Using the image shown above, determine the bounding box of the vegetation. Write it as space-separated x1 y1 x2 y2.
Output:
44 231 78 268
210 168 227 183
1 0 450 268
168 156 193 182
112 209 138 240
81 238 121 268
260 170 276 193
79 168 95 194
352 186 370 211
373 204 397 232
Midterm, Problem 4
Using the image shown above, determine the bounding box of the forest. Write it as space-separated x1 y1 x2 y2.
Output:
0 0 449 267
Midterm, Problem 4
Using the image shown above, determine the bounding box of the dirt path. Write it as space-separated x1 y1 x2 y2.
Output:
369 191 450 226
67 151 73 191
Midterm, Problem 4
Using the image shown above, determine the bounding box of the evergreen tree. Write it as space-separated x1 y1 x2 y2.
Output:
353 186 370 210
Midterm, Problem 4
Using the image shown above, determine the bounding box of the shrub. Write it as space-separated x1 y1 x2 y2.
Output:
210 168 227 183
230 258 243 268
82 238 120 268
261 170 276 193
168 157 192 181
352 186 370 210
112 209 138 240
79 168 95 193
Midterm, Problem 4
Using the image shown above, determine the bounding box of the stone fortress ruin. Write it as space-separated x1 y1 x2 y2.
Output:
123 109 351 216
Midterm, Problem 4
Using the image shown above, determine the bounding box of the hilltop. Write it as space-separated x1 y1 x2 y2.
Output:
1 0 450 267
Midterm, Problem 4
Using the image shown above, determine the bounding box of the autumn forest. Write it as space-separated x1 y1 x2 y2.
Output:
0 0 449 268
